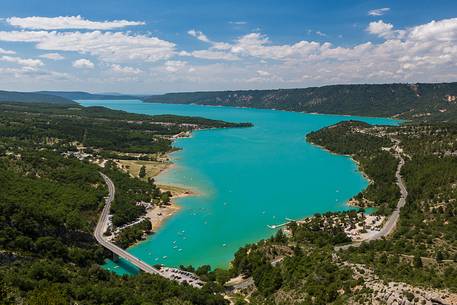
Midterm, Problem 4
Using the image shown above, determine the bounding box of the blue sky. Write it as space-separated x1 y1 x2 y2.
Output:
0 0 456 93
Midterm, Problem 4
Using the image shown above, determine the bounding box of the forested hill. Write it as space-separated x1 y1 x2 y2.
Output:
144 82 457 122
0 90 76 105
0 102 250 304
37 91 138 100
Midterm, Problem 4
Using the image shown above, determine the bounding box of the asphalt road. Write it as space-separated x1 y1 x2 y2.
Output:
94 172 204 288
335 146 408 251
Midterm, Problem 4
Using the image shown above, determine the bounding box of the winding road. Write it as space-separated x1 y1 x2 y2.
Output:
336 141 408 250
94 172 204 288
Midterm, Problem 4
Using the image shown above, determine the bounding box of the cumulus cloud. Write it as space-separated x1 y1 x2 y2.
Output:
1 15 457 90
111 64 142 74
72 58 94 69
0 30 176 63
368 8 390 16
170 17 457 86
0 55 43 67
0 48 15 54
39 52 64 60
6 15 145 30
230 33 323 60
366 20 395 38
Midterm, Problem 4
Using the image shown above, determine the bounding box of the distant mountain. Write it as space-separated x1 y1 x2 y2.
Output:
0 90 76 105
144 82 457 122
36 91 138 101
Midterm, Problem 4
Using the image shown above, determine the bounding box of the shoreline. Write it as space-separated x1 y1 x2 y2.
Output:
130 148 200 247
307 140 371 209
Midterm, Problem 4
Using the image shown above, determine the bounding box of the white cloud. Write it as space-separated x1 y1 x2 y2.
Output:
6 15 145 30
1 15 457 91
368 8 390 16
111 64 142 74
72 58 94 69
165 17 457 86
366 20 396 38
39 52 64 60
188 29 211 43
186 50 239 61
315 31 327 37
0 55 43 67
230 33 322 60
164 60 188 73
0 66 71 81
0 30 176 63
408 18 457 41
0 48 15 54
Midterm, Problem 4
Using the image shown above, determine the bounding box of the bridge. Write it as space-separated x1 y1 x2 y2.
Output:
94 172 204 288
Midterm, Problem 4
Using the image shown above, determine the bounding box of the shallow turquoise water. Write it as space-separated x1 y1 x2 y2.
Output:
79 100 398 274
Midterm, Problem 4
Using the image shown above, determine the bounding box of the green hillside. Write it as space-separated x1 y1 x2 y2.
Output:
0 90 76 105
144 82 457 122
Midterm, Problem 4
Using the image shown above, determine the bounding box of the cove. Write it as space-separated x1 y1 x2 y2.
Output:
78 100 399 274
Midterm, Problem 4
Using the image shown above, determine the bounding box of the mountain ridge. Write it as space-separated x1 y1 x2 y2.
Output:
0 90 76 105
144 82 457 122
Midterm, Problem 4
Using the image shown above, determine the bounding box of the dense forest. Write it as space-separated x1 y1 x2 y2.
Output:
0 101 252 304
307 121 400 215
2 91 457 304
216 120 457 304
144 82 457 122
305 121 457 292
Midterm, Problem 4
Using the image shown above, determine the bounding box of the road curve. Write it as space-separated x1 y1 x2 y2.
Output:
335 144 408 251
94 172 163 275
94 172 204 288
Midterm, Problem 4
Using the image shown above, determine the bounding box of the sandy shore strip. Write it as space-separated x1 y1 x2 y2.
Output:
146 183 198 232
104 151 199 236
146 204 182 232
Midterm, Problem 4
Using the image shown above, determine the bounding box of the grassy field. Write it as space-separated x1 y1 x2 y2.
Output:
115 159 171 179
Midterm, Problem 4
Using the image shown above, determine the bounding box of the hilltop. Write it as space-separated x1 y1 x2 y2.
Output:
0 90 76 105
36 91 138 101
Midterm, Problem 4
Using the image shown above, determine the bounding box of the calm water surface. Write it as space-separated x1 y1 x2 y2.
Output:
79 100 398 274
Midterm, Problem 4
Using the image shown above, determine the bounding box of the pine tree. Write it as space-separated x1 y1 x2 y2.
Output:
139 165 146 178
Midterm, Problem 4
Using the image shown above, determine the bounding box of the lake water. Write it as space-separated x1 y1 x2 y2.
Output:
79 100 398 274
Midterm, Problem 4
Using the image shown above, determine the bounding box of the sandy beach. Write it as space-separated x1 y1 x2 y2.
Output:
146 204 181 232
105 151 199 239
146 182 197 232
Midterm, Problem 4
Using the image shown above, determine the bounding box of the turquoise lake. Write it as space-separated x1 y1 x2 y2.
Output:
79 100 398 274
